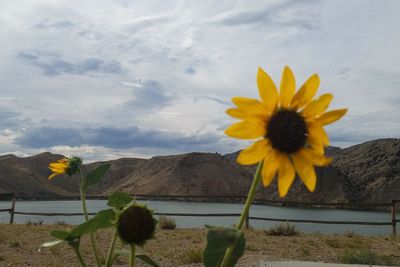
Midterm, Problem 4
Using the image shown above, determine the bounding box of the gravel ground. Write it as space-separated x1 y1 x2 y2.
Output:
0 224 399 266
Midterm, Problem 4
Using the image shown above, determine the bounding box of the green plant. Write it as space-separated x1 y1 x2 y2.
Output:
183 249 203 264
42 159 160 267
325 238 341 248
55 220 67 225
340 248 395 265
300 247 310 257
158 216 176 230
0 255 5 261
9 240 21 247
344 230 358 238
265 222 299 236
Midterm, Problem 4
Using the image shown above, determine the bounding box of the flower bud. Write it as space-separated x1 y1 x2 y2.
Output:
117 204 156 246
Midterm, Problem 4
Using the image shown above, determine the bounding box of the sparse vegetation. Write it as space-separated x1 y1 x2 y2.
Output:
182 248 203 264
0 255 5 261
0 224 399 266
55 220 67 225
326 238 341 248
25 219 43 225
8 240 21 247
300 247 311 257
344 230 358 238
340 248 396 266
158 215 176 230
265 222 299 236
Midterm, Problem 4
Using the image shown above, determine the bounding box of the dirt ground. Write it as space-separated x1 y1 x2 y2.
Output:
0 224 399 267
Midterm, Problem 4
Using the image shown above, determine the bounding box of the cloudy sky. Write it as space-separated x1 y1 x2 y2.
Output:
0 0 399 161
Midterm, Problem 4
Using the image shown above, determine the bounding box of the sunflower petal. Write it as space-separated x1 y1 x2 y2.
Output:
261 150 279 187
237 139 271 165
257 67 278 111
225 120 266 139
291 74 320 110
307 137 325 155
49 162 67 168
226 108 249 120
48 173 59 180
317 109 348 125
279 66 296 108
49 168 66 174
308 123 329 146
303 147 332 166
277 155 295 197
302 93 333 119
231 97 269 117
292 149 317 192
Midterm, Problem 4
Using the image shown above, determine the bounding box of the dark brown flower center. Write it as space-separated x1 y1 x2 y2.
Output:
267 109 307 154
117 205 156 246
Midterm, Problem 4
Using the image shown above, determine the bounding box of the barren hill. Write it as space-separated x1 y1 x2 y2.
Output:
0 138 399 203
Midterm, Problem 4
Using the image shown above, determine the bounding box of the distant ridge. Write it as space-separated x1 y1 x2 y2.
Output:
0 138 399 203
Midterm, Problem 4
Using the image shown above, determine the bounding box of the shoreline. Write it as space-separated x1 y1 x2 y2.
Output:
3 195 394 212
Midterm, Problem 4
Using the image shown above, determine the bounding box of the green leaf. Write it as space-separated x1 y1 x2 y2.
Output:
228 232 245 266
203 227 246 267
114 250 159 267
50 230 71 240
38 240 64 251
70 209 116 238
83 164 111 189
107 191 133 209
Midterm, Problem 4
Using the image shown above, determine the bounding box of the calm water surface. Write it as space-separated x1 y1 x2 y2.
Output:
0 200 397 236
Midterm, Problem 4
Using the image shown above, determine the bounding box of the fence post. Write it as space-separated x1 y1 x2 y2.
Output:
9 193 16 224
245 211 250 229
391 200 397 236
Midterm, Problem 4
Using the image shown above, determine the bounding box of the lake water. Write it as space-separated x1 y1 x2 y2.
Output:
0 200 397 236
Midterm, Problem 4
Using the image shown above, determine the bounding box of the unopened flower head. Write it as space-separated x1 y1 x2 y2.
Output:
117 204 157 246
225 66 347 197
48 156 82 180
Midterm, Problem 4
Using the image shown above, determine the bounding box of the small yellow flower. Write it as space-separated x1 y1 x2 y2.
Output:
48 157 82 180
225 66 347 197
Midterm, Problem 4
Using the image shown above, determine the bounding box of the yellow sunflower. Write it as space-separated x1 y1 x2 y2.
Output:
225 66 347 197
48 157 82 180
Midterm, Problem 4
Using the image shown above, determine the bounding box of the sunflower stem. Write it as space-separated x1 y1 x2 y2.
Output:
72 244 88 267
104 228 118 267
219 161 263 267
129 244 136 267
79 168 102 267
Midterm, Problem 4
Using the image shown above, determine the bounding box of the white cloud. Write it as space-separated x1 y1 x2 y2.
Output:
0 0 399 160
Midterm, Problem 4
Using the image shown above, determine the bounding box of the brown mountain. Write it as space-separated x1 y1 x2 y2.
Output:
0 138 399 203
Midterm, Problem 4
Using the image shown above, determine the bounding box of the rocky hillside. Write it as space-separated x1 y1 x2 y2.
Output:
0 138 399 203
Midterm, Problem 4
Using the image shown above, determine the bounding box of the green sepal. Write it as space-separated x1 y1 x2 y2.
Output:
83 163 111 189
107 191 133 209
203 227 246 267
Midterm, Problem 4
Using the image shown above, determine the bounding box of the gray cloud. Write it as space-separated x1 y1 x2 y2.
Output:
0 111 30 129
122 80 174 110
123 14 173 33
208 0 317 31
185 67 196 75
33 19 75 30
17 51 122 76
15 125 221 151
